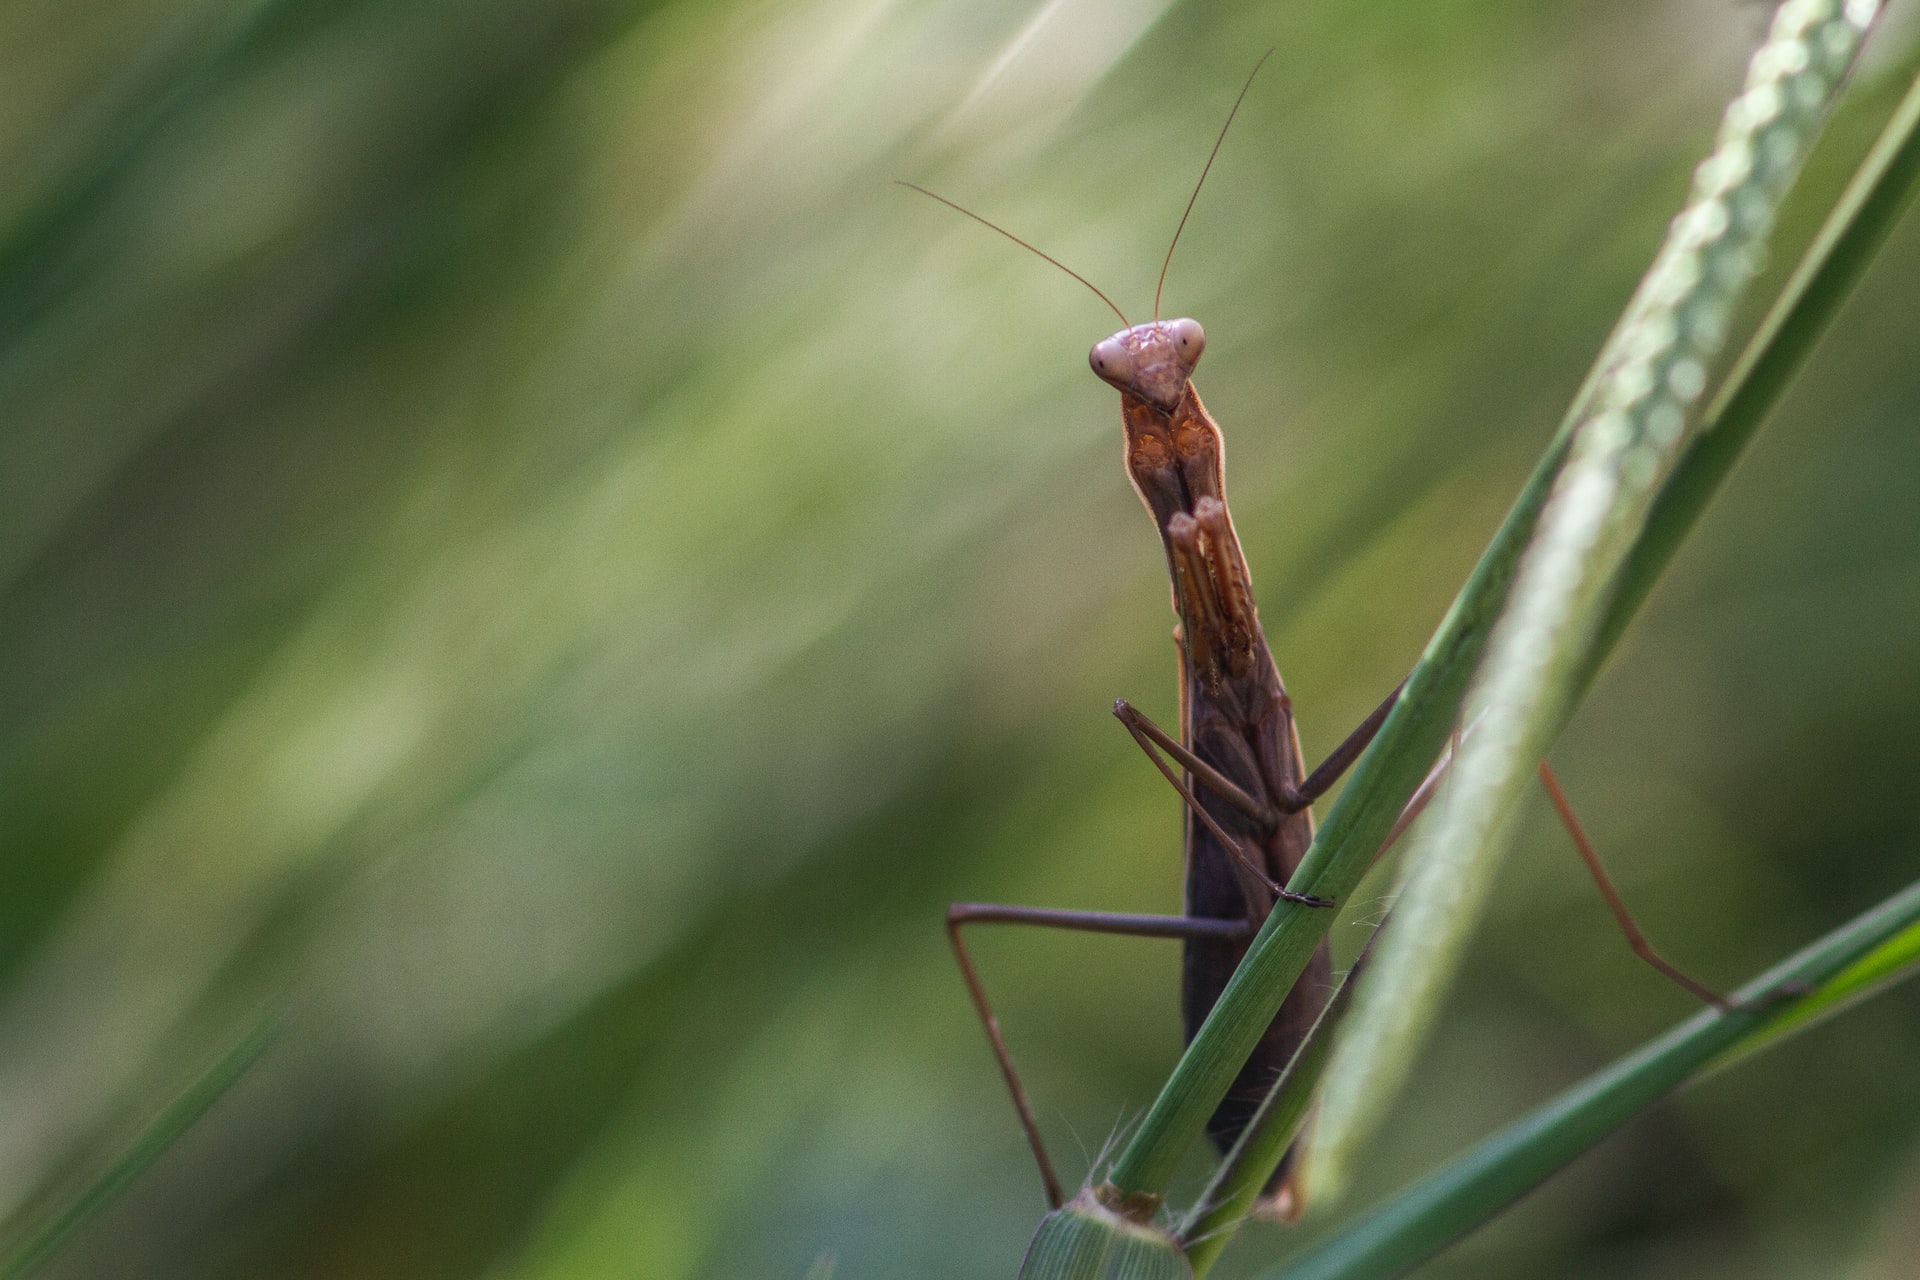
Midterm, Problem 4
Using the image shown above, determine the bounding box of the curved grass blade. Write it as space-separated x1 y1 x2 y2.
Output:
0 1014 281 1280
1592 59 1920 675
1710 910 1920 1070
1262 875 1920 1280
1304 0 1884 1205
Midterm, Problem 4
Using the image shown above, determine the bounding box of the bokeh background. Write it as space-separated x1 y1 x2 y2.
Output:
3 1 1920 1277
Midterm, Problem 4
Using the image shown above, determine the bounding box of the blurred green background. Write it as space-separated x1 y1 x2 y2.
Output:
3 1 1919 1277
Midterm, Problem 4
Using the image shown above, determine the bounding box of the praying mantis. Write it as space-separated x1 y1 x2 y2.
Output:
909 57 1725 1224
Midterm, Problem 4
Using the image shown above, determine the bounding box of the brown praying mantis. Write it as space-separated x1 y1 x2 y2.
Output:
908 58 1727 1222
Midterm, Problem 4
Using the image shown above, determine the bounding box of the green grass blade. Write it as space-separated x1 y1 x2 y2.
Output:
0 1015 280 1280
1179 942 1373 1276
1594 61 1920 671
1262 876 1920 1280
1303 0 1880 1205
1710 912 1920 1069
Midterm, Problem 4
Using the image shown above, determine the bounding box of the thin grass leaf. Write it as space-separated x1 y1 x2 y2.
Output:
1178 941 1374 1276
1594 59 1920 671
1709 912 1920 1069
1262 875 1920 1280
0 1014 280 1280
1304 0 1883 1205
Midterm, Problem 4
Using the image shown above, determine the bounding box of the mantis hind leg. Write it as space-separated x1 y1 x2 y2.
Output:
1536 760 1731 1009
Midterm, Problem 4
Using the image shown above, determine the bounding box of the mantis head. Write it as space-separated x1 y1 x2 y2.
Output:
1089 319 1206 413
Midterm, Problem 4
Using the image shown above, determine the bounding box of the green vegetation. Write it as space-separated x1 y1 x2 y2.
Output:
1 3 1918 1278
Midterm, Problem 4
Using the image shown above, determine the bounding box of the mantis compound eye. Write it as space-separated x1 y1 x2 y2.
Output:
1166 317 1205 360
1089 335 1137 386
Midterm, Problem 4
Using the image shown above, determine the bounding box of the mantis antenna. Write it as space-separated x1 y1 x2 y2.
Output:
895 180 1130 328
1155 48 1274 320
